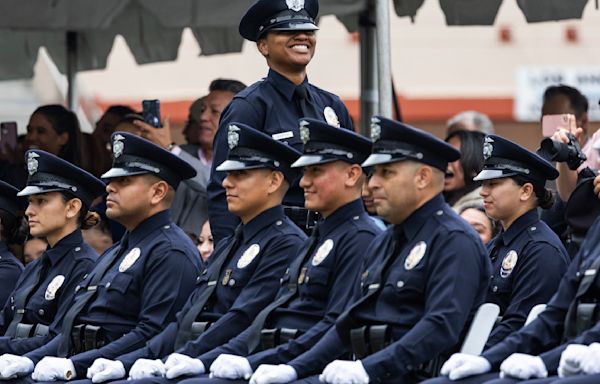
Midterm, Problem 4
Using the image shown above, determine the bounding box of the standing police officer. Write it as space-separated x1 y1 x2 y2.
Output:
0 132 201 381
246 117 491 384
208 0 354 243
0 181 25 307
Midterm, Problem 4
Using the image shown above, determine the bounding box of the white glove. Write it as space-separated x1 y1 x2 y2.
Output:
128 359 166 380
86 358 126 383
499 353 547 380
209 354 252 380
31 357 76 381
439 353 491 381
0 354 34 380
580 342 600 375
319 360 369 384
164 353 204 379
249 364 298 384
558 344 589 377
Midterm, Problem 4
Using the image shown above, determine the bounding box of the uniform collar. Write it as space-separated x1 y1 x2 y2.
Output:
44 229 83 266
498 208 539 246
128 209 172 246
403 193 446 241
319 199 366 238
267 69 310 102
242 205 286 242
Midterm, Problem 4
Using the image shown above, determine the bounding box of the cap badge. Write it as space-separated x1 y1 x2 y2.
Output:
500 250 518 278
324 107 340 128
405 241 427 270
113 134 125 158
286 0 305 12
483 136 494 160
27 152 39 176
312 239 334 266
370 117 381 141
299 120 310 145
228 125 240 149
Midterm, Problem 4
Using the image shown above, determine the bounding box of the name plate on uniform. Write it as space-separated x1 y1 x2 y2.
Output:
272 131 294 140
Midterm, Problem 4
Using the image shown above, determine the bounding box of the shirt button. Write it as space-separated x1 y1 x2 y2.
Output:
353 216 359 220
436 210 443 216
305 276 310 283
492 286 498 292
229 279 236 286
164 225 171 229
397 281 404 288
531 226 537 231
38 309 45 316
83 274 88 279
276 220 283 226
105 282 111 289
196 277 202 283
490 275 494 279
75 247 81 252
75 286 80 292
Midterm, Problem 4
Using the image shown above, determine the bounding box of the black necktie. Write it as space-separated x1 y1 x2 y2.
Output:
174 225 244 349
293 84 319 119
564 247 600 339
56 233 129 357
244 225 321 352
4 255 51 337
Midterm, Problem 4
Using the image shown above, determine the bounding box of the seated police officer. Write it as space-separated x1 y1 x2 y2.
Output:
83 123 307 383
245 116 491 384
0 132 202 381
0 152 103 355
0 181 26 308
154 119 383 383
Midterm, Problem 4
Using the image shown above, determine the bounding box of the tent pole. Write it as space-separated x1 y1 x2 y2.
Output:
66 31 77 109
359 3 378 135
375 0 392 118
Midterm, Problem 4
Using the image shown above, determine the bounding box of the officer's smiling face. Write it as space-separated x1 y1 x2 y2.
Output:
369 161 419 225
258 31 316 72
300 161 351 218
480 177 531 229
222 168 281 224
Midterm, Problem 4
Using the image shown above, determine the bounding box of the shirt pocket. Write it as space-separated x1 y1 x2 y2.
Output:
107 273 133 294
302 267 331 302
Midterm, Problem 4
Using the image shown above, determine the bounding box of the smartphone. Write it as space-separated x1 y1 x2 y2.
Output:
0 122 18 157
542 114 576 137
142 99 161 128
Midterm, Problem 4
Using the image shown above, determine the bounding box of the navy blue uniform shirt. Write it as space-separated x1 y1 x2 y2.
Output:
116 205 306 371
196 199 382 369
485 208 569 348
208 69 353 242
0 230 96 355
287 194 491 382
24 210 201 377
0 241 23 310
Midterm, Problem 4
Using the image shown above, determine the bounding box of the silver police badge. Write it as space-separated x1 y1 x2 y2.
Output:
237 244 260 269
324 107 340 128
312 239 334 266
483 136 494 160
27 152 40 176
228 124 240 149
370 117 381 141
45 275 65 300
113 134 125 158
286 0 304 12
405 241 427 270
500 250 518 278
119 247 141 272
299 120 310 145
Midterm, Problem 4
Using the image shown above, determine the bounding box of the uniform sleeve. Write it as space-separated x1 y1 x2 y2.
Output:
69 248 199 377
208 99 261 244
0 260 22 314
360 233 487 381
0 261 37 334
288 326 349 378
175 235 303 358
247 230 375 369
334 97 353 131
486 242 568 347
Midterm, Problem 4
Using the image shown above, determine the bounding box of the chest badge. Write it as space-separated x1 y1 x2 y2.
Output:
500 250 518 278
312 239 334 266
237 244 260 269
324 107 340 128
405 241 427 270
119 247 141 272
45 275 65 300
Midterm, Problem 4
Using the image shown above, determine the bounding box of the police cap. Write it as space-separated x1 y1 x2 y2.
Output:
0 180 27 217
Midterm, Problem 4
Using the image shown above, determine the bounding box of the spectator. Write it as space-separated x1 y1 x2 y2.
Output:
197 220 213 263
22 237 47 265
459 204 498 245
181 97 205 147
361 174 387 230
93 106 135 148
446 110 494 136
82 219 113 255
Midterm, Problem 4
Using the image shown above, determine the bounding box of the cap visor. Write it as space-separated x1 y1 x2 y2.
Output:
291 155 335 168
101 167 149 180
361 153 406 167
216 160 269 172
269 22 319 32
17 185 64 197
473 169 518 182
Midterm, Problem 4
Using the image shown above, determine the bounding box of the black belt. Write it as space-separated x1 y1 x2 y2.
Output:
71 324 106 354
283 206 320 231
570 302 599 338
191 321 211 340
14 323 49 339
260 328 303 350
349 325 390 359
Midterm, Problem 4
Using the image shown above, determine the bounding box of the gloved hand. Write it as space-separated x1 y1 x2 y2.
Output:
319 360 369 384
31 357 76 381
249 364 298 384
580 342 600 375
209 354 252 380
439 353 491 381
164 353 204 379
128 359 166 380
86 358 126 383
558 344 589 377
499 353 547 380
0 354 34 379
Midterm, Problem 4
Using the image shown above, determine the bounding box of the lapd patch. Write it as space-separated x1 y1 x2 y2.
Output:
45 275 65 300
237 244 260 269
312 239 334 266
370 117 381 141
228 124 240 149
324 107 340 128
404 241 427 270
286 0 304 11
483 136 494 160
119 247 141 272
27 152 39 175
299 120 310 145
113 134 125 158
500 250 518 278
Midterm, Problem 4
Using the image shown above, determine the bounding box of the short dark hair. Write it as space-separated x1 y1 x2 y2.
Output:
105 105 135 119
445 130 486 188
543 85 589 119
512 175 555 210
209 79 246 95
